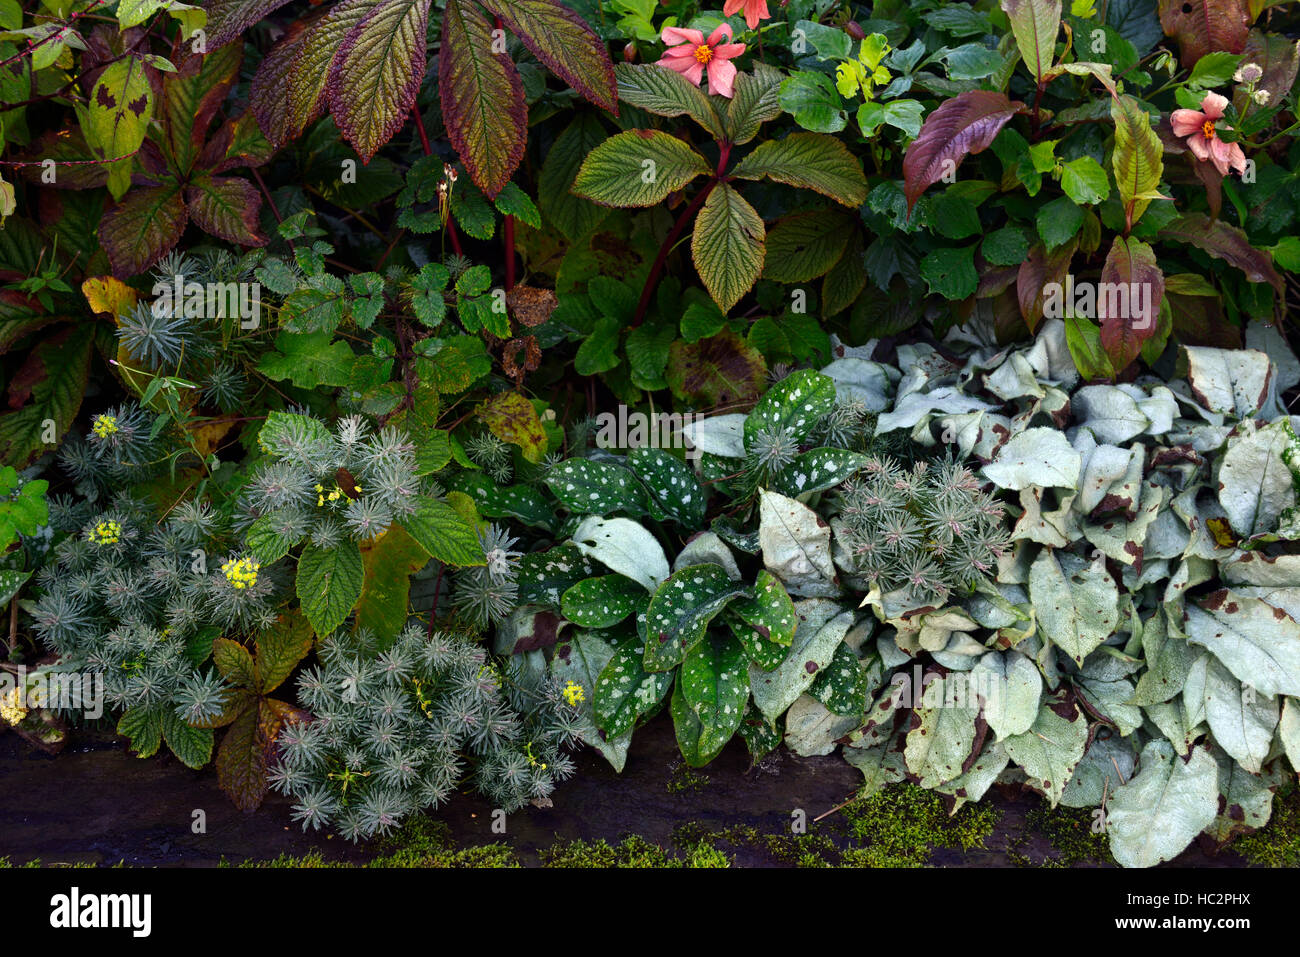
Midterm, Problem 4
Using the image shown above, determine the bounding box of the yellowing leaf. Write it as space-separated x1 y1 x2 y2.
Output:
477 390 548 463
81 276 138 320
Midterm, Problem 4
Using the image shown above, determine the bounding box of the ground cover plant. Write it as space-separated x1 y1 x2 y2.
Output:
1 0 1300 869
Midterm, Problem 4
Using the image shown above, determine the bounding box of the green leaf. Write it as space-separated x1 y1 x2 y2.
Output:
538 112 609 241
982 226 1030 265
1060 155 1110 205
676 632 748 765
546 458 646 516
572 129 710 208
355 525 430 643
516 543 598 607
809 642 869 715
1000 0 1062 81
761 210 854 284
0 329 91 468
162 711 215 769
492 182 541 227
1028 550 1119 665
1106 741 1218 867
574 316 621 375
691 182 765 314
643 564 750 672
256 331 355 388
400 495 486 566
614 61 724 140
296 540 364 637
440 0 527 198
731 132 868 207
213 637 257 688
919 244 978 299
1035 196 1084 248
777 71 846 134
561 575 641 628
1110 94 1164 229
628 446 706 527
0 569 32 607
117 707 163 759
775 448 869 498
81 57 153 200
724 63 785 146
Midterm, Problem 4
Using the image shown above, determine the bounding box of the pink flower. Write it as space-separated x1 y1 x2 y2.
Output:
657 24 746 98
1170 92 1248 177
722 0 770 30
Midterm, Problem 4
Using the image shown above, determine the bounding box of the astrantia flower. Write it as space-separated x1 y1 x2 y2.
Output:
657 24 745 98
1170 91 1248 176
722 0 769 30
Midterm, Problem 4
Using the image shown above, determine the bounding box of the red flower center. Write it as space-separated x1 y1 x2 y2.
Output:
693 44 714 64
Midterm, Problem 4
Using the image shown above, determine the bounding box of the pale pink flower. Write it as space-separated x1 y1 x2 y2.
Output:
1170 91 1248 177
722 0 770 30
657 24 745 98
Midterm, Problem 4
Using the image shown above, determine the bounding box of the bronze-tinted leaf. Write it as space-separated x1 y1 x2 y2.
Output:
666 329 768 408
1099 236 1164 372
1159 213 1283 293
903 90 1025 211
1158 0 1250 67
97 182 188 277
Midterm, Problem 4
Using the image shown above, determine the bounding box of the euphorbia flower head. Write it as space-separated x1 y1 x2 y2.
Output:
1170 91 1248 177
722 0 770 30
657 24 745 99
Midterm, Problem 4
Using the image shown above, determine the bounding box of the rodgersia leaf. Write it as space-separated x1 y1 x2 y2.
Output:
162 712 215 769
185 176 266 246
477 0 617 113
691 182 765 314
327 0 429 163
205 0 296 49
573 129 710 208
98 183 187 277
614 62 724 140
440 0 527 198
730 132 868 207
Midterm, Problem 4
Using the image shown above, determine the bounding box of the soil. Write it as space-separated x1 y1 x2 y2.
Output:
0 719 1246 868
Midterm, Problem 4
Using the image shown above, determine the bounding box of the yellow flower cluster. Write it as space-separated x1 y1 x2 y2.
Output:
222 556 260 589
91 414 119 439
0 686 26 725
314 482 360 507
88 520 122 546
562 680 585 707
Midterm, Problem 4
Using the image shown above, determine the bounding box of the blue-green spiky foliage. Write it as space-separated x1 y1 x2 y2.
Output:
29 467 279 757
834 454 1010 608
269 623 583 840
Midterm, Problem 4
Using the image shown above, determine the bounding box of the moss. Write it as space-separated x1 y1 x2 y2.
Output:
665 761 710 794
1025 804 1114 867
368 817 519 868
540 834 732 868
1236 784 1300 867
230 850 352 868
838 784 999 867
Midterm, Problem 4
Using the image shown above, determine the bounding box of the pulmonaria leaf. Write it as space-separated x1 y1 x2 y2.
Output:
627 447 706 528
733 570 798 652
185 176 266 246
902 90 1025 211
593 638 672 736
1000 0 1062 82
561 575 641 628
775 448 871 498
643 564 750 672
970 649 1042 739
981 426 1081 490
1029 550 1119 665
748 599 854 722
1106 740 1218 867
573 129 710 208
1157 0 1250 67
547 459 647 517
691 182 765 313
1110 94 1165 230
1001 696 1088 807
550 633 632 771
98 182 187 277
450 473 556 529
571 515 669 592
675 632 749 765
1098 236 1162 373
1198 655 1277 774
477 0 616 113
296 540 365 638
730 131 868 207
758 489 839 597
1217 419 1295 539
327 0 429 163
744 368 838 449
515 544 598 606
440 0 527 197
809 642 870 715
